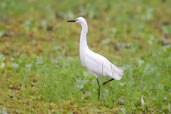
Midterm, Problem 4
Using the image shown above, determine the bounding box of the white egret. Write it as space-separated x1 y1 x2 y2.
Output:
67 17 123 100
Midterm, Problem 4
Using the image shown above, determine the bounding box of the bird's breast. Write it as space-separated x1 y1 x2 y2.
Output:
80 53 86 66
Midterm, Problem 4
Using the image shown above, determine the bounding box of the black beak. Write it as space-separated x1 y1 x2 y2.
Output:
67 19 76 22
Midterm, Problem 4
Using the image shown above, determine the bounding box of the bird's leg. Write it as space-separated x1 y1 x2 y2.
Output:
103 78 114 85
96 78 100 100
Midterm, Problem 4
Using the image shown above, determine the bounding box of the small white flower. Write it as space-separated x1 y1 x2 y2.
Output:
0 63 5 68
12 63 19 69
141 96 145 106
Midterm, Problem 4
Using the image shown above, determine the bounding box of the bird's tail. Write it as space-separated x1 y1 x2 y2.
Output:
113 66 124 80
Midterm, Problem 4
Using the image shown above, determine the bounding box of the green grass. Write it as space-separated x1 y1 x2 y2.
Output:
0 0 171 113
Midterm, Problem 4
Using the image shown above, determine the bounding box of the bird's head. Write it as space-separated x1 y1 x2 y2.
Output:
67 17 87 25
67 17 88 33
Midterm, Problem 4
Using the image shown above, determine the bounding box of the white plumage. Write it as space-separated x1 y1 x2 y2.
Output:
67 17 123 100
82 50 123 80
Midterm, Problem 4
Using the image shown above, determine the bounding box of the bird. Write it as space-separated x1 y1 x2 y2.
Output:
67 17 123 100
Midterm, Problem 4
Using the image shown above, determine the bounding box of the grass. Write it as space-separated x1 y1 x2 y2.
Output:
0 0 171 113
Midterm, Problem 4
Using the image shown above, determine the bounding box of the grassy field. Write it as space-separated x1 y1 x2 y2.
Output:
0 0 171 113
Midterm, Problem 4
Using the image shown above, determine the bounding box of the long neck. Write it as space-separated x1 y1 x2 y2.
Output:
80 23 89 51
